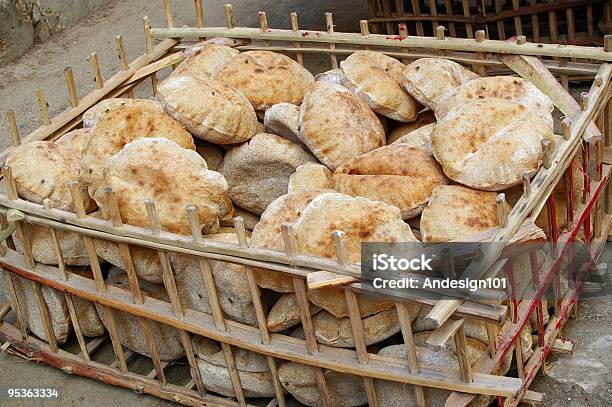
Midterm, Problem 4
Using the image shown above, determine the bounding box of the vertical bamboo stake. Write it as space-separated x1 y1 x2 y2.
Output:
184 205 245 405
494 0 505 40
443 0 456 37
511 0 522 36
143 17 158 97
31 282 59 352
398 23 410 64
360 20 370 51
436 25 446 56
396 302 427 406
6 111 21 147
36 89 50 125
586 6 594 39
523 172 532 197
530 0 540 42
549 9 558 43
193 0 204 28
282 224 332 407
453 324 473 383
64 67 78 108
334 231 378 406
104 189 167 385
116 35 134 98
233 217 286 407
259 11 271 47
496 194 508 227
461 0 473 38
3 271 28 339
290 12 304 66
67 180 128 372
90 52 104 89
411 0 425 36
474 30 487 76
224 4 235 29
163 0 174 28
325 13 338 69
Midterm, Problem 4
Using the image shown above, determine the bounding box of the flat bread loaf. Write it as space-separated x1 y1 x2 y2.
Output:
218 133 317 215
81 103 194 206
435 75 554 122
333 145 448 219
250 189 332 292
99 138 232 235
82 98 163 128
340 51 420 122
391 122 435 155
263 102 301 144
288 163 333 193
170 44 239 79
432 98 555 190
195 139 224 171
157 75 258 144
298 81 385 170
400 58 479 110
420 185 507 242
56 128 92 158
314 68 345 85
6 140 94 212
213 50 314 111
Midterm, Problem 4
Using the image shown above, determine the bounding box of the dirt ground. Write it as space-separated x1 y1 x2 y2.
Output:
0 0 611 406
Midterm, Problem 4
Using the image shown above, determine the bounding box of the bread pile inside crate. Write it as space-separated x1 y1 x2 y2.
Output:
1 9 608 405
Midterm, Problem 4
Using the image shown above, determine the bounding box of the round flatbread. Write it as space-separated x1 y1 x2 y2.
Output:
340 50 420 122
298 81 385 170
157 75 259 144
82 98 163 128
391 122 436 155
170 43 239 79
56 128 92 158
213 50 314 111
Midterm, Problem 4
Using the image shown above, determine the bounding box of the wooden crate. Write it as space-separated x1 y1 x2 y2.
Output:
367 0 611 45
0 1 611 406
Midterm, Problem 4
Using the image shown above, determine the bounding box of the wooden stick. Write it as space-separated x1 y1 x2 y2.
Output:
64 291 91 362
426 318 463 350
3 272 28 338
142 18 158 104
163 0 174 28
453 324 473 383
542 139 553 169
289 12 303 66
193 0 204 28
325 13 338 69
224 4 234 29
461 0 473 38
360 20 370 51
443 0 456 37
259 11 271 47
398 23 409 64
474 30 487 76
31 281 59 352
494 0 505 40
497 194 508 227
6 111 20 147
115 35 134 98
523 172 532 197
396 302 427 406
64 67 78 108
90 52 104 89
3 167 33 268
233 217 286 407
36 89 51 125
511 0 523 36
562 118 572 141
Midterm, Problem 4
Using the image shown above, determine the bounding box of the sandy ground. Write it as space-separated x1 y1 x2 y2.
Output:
0 0 611 406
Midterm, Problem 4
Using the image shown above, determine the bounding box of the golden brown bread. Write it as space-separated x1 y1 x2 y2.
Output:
99 138 232 235
81 103 195 206
333 145 448 219
263 102 301 144
170 43 239 79
288 163 333 193
400 58 479 110
297 81 385 170
432 98 555 191
82 98 163 128
213 50 314 110
156 75 259 144
56 128 92 158
340 51 420 122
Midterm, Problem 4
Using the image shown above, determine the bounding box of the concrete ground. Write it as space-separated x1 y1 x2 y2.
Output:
0 0 610 406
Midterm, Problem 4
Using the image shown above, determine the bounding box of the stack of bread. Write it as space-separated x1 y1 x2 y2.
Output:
3 40 559 402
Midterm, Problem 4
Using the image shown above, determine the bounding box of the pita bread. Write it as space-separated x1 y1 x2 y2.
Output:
298 81 386 170
420 185 508 242
6 141 93 211
56 128 92 158
250 190 332 292
400 58 479 110
220 206 260 231
157 75 259 144
340 51 420 122
99 137 232 235
81 103 194 205
387 109 435 144
314 68 345 85
94 240 163 283
212 50 314 110
170 44 239 80
27 224 90 266
267 293 321 332
195 139 224 171
295 193 419 316
279 362 367 407
218 133 317 215
263 102 301 144
170 233 257 326
432 98 556 190
2 272 70 343
82 98 163 128
98 271 185 360
288 163 333 193
435 76 555 122
333 145 448 219
391 122 435 155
